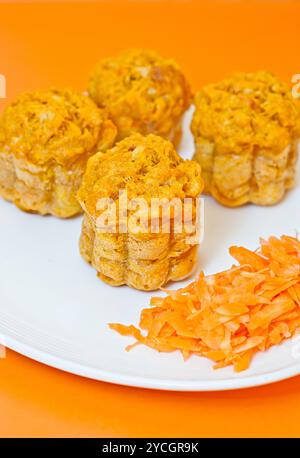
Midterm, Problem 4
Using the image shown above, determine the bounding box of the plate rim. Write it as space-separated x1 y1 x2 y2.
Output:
2 332 300 391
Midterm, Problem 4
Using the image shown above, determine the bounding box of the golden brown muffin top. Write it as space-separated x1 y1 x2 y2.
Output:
0 89 115 166
191 71 300 155
78 133 203 216
88 49 191 139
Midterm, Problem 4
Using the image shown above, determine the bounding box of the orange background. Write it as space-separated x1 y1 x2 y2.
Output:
0 0 300 438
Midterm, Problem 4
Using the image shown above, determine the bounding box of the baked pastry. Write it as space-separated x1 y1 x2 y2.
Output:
78 134 203 291
0 89 117 217
191 72 300 206
88 49 191 146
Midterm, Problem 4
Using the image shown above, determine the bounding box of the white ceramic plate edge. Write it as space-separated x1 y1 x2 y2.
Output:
2 332 300 391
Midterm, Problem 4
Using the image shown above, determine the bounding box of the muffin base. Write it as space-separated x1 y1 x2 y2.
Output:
79 213 199 291
0 152 84 218
193 141 299 206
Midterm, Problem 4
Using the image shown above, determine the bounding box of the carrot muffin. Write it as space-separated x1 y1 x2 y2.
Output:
0 89 117 217
78 134 203 291
191 72 300 206
88 49 191 146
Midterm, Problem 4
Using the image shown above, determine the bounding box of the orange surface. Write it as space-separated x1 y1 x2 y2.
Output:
0 0 300 438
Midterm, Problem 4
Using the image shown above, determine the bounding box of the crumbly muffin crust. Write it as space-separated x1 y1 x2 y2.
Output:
89 49 191 144
191 72 300 206
0 89 117 217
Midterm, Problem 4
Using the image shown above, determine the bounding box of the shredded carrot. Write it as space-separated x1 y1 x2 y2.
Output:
109 235 300 372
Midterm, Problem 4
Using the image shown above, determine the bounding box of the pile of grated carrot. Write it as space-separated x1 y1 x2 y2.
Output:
110 235 300 372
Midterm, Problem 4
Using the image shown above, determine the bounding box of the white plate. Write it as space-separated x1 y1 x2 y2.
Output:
1 109 300 391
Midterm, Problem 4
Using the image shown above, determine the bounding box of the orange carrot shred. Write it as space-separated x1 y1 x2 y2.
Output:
110 236 300 372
